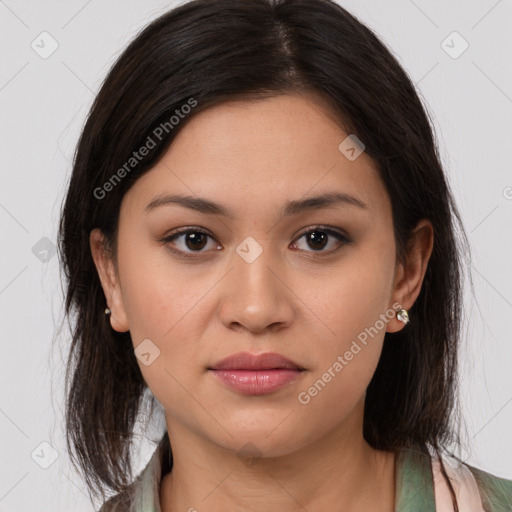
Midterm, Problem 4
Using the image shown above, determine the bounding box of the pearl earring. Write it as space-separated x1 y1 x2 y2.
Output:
396 308 409 324
105 308 111 315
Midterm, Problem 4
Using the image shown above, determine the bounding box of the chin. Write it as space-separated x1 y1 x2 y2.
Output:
209 424 313 460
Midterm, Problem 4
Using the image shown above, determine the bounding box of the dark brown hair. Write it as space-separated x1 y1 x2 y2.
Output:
58 0 469 507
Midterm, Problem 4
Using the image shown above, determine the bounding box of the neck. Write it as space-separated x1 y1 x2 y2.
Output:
159 400 396 512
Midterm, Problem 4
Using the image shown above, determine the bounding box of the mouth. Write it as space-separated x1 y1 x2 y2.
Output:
208 352 306 395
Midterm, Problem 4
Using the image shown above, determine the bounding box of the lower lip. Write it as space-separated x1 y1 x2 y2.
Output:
209 369 304 395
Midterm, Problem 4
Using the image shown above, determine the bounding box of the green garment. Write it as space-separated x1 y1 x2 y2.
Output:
99 434 512 511
395 448 512 511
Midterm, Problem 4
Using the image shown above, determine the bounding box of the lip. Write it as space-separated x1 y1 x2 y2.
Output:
208 352 306 395
209 351 305 371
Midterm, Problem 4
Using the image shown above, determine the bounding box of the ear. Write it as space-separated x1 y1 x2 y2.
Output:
89 229 129 333
387 219 434 333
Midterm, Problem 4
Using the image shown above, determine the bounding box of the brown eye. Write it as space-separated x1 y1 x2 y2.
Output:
304 230 329 250
182 231 208 251
162 228 221 258
291 226 350 254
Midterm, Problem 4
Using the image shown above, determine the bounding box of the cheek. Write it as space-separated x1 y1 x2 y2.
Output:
296 306 385 424
304 241 394 346
116 243 214 400
294 243 395 417
121 265 208 415
118 239 207 341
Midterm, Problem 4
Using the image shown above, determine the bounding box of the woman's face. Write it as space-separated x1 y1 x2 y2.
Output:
92 92 418 457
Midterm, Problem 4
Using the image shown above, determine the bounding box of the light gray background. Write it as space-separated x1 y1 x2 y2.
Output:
1 0 511 510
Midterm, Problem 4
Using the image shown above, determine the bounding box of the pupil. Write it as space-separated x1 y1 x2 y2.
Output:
308 231 327 250
186 232 207 250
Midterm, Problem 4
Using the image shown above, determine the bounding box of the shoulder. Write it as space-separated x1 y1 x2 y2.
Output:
465 463 512 512
435 450 512 512
396 446 512 511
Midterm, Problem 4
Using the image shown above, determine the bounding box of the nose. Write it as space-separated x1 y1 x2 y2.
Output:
218 246 295 335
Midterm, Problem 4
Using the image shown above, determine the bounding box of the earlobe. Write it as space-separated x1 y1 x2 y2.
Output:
89 229 130 333
386 219 434 333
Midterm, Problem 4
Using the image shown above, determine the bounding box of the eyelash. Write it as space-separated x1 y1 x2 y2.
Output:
160 225 351 259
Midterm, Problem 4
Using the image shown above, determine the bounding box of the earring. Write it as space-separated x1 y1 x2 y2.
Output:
396 308 409 324
105 308 111 315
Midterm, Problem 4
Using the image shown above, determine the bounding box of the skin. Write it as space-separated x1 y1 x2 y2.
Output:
90 92 433 512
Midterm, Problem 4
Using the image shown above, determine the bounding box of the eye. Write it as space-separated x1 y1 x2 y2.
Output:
290 226 351 254
161 227 221 258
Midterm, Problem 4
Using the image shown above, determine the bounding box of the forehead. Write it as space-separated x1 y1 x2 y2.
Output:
121 93 390 219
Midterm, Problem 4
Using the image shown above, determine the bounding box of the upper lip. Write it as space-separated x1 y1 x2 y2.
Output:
209 352 305 371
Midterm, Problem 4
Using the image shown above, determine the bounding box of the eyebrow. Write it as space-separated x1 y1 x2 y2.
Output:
145 191 367 217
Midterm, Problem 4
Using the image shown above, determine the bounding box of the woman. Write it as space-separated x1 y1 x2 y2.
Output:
58 0 512 510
